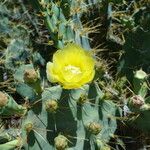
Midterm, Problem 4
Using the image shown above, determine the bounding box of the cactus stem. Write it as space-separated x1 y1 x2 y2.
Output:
0 138 21 150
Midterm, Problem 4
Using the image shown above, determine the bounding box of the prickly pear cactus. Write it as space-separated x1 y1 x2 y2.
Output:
127 70 150 132
116 1 150 78
20 83 120 150
29 0 102 49
0 1 123 150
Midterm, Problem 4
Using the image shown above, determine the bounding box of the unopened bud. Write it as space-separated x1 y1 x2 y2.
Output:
25 123 33 133
54 135 68 150
45 100 58 113
77 94 88 105
140 104 150 111
86 122 101 135
130 95 144 108
24 69 38 83
0 92 8 107
134 70 147 80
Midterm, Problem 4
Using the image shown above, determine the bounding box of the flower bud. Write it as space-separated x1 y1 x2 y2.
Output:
130 95 144 108
77 94 88 105
134 70 147 80
133 70 148 96
54 135 68 150
0 92 8 107
45 100 58 113
24 69 38 83
86 122 101 135
140 104 150 111
24 122 33 133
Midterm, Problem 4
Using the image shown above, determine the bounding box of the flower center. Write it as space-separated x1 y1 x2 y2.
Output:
64 65 81 75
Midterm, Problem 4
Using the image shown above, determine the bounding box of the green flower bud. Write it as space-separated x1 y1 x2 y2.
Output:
134 70 147 80
77 94 88 105
24 69 38 83
0 92 8 107
133 70 148 96
45 100 58 113
130 95 144 108
24 122 33 133
54 135 68 150
86 122 101 135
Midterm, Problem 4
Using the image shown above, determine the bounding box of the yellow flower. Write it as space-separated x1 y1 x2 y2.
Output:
46 43 95 89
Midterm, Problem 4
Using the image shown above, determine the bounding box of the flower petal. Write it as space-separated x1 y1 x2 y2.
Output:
79 69 95 85
62 82 82 89
46 62 59 82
